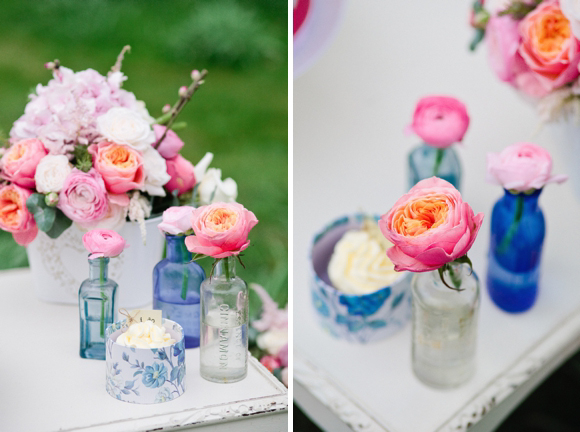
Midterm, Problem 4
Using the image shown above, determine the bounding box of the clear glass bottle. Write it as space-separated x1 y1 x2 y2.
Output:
487 189 545 313
408 144 461 190
411 263 479 389
153 234 205 348
200 256 249 383
79 257 118 360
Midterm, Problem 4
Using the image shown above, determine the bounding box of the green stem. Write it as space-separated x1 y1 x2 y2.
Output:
180 241 188 301
224 259 231 280
447 265 462 290
433 148 445 177
496 195 524 254
100 258 105 338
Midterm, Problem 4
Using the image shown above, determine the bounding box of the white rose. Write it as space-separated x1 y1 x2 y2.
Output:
256 328 288 356
78 203 128 232
198 168 238 205
561 0 580 39
96 107 155 151
142 148 171 197
34 154 72 193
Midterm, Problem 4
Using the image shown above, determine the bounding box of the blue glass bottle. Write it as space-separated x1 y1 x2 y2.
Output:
408 144 461 189
487 189 545 313
79 257 117 360
153 234 205 348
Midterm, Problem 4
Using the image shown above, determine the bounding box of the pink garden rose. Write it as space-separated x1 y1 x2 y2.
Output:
0 138 47 188
185 202 258 258
165 155 196 196
518 1 580 95
89 141 145 194
58 169 109 225
157 206 195 235
153 124 185 159
407 96 470 148
260 355 281 373
486 142 567 191
379 177 484 272
82 229 127 259
0 184 38 245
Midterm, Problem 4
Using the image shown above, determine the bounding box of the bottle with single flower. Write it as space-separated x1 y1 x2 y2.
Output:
406 96 468 190
155 206 205 348
185 202 258 383
79 229 127 360
379 178 484 389
486 143 567 313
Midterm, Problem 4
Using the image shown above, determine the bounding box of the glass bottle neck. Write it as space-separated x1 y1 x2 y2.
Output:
88 257 109 282
213 256 236 280
502 189 541 210
165 235 193 262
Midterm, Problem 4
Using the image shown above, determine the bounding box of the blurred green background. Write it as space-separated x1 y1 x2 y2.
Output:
0 0 288 314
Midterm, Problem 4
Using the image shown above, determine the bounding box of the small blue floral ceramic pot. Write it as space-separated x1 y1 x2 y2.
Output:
310 214 412 343
105 319 186 404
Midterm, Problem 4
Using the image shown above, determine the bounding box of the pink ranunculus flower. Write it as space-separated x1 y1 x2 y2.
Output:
518 1 580 94
58 169 109 225
486 142 568 191
153 124 185 159
260 355 281 373
165 155 196 196
0 138 48 188
0 184 38 245
158 206 195 235
407 96 470 148
82 229 127 259
185 202 259 258
379 177 484 273
89 141 145 194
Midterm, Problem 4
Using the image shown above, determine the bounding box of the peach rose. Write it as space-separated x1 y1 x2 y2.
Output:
518 1 580 94
1 138 47 188
379 177 484 272
0 184 38 245
89 141 145 194
185 202 258 258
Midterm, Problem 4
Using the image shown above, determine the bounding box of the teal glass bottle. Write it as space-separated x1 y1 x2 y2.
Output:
79 257 117 360
153 234 206 348
408 144 461 189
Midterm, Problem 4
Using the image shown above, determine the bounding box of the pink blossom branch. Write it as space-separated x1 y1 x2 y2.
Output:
109 45 131 75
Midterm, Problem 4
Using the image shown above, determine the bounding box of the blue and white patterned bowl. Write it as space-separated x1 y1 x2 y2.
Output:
310 214 412 343
105 319 186 404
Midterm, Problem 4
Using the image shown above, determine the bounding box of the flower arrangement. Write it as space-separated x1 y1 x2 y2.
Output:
470 0 580 121
0 46 238 246
379 177 483 289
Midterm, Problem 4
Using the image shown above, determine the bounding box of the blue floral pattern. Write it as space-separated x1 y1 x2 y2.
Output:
105 319 186 404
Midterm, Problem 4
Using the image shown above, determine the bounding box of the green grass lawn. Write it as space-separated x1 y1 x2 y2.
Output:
0 0 288 313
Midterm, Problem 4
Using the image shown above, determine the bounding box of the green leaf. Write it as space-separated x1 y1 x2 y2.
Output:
73 144 93 172
26 194 56 232
44 208 72 239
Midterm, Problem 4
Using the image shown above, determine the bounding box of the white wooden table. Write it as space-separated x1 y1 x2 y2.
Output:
0 268 287 432
293 1 580 431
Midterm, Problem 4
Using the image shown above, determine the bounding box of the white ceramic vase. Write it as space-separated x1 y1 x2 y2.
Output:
547 119 580 199
26 216 164 308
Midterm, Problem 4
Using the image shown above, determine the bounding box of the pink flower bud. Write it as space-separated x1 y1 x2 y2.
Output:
162 104 171 114
178 86 188 97
45 192 59 207
45 62 55 70
191 69 201 80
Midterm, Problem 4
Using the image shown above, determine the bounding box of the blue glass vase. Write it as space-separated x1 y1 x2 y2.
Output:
408 144 461 189
487 189 545 313
79 257 118 360
153 234 205 348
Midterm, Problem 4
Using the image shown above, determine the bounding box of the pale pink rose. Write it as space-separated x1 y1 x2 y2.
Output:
260 355 281 372
407 96 470 148
158 206 195 235
1 138 47 188
379 177 484 273
58 169 109 224
165 155 196 196
486 142 567 191
82 229 127 259
185 202 258 258
153 125 185 159
518 1 580 94
486 14 523 83
0 184 38 245
89 141 145 194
